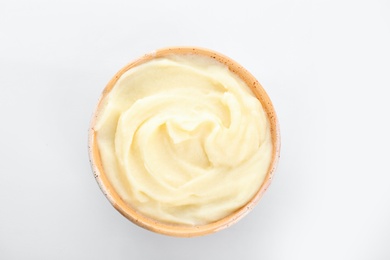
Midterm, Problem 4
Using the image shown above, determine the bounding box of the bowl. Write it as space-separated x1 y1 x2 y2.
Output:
88 46 280 237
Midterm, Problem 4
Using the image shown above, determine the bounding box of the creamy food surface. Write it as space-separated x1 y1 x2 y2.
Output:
94 54 272 225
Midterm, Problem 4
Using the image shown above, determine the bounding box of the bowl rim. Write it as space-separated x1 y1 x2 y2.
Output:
88 46 281 237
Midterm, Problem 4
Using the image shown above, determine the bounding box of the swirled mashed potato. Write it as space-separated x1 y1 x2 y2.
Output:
94 54 272 225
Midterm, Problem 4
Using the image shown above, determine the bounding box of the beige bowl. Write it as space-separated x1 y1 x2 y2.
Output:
88 47 280 237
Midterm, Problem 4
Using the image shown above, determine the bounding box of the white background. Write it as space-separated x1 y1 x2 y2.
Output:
1 0 389 259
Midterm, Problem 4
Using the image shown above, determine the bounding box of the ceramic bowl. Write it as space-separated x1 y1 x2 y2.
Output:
88 47 280 237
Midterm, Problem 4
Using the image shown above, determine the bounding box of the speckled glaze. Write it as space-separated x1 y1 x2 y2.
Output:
88 47 281 237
